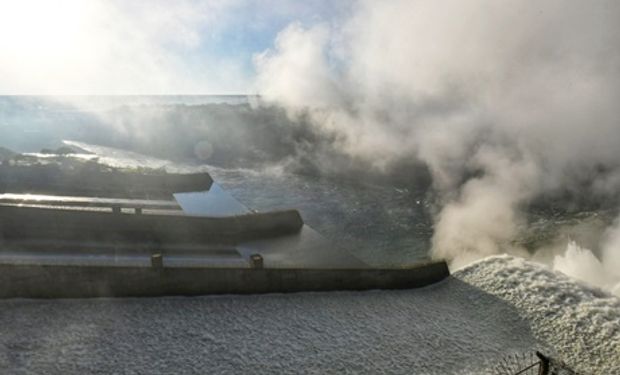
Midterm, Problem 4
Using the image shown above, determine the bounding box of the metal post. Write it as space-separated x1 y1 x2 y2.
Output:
535 352 550 375
151 253 163 269
250 254 263 269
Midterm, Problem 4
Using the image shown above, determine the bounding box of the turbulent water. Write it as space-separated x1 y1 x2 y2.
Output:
456 255 620 374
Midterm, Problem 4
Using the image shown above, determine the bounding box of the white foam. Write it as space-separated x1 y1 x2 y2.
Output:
553 240 611 290
455 255 620 374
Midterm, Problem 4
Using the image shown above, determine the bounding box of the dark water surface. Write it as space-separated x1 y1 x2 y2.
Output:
208 167 434 266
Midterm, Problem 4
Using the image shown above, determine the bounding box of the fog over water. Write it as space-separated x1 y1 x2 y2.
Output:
253 0 620 296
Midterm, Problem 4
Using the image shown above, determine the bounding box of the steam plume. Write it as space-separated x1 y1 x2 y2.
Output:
254 0 620 294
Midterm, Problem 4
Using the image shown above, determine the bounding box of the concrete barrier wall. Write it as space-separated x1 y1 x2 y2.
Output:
0 206 304 245
0 261 450 298
0 164 213 198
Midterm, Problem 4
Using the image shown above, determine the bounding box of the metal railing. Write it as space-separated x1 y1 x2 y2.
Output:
0 193 181 213
493 351 577 375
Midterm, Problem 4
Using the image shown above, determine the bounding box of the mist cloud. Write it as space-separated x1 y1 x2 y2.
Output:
255 0 620 294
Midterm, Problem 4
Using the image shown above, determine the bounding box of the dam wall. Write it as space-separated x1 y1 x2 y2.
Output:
0 164 213 198
0 261 450 298
0 206 304 246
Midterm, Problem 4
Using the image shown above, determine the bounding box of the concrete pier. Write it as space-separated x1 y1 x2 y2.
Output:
0 167 450 298
0 261 450 298
0 164 213 199
0 205 304 245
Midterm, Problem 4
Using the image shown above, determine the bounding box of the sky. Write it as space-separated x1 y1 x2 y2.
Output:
0 0 353 95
